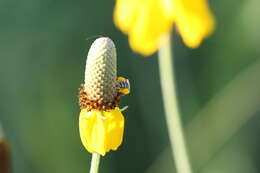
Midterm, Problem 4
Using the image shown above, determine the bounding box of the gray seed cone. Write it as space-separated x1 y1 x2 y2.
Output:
84 37 117 103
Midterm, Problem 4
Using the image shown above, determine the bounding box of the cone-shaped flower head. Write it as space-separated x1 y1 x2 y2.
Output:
79 37 121 111
79 37 130 156
85 37 117 103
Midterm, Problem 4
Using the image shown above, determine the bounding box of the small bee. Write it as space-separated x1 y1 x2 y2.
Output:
116 77 130 95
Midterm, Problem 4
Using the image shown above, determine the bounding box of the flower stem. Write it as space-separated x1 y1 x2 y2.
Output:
158 34 193 173
90 153 100 173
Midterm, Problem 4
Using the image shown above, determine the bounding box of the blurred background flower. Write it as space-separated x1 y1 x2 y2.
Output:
0 0 260 173
0 127 11 173
114 0 215 55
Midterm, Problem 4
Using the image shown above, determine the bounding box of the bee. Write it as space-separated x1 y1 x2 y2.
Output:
116 77 130 95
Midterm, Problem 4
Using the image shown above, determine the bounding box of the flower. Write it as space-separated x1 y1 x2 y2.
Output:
79 37 130 156
114 0 215 55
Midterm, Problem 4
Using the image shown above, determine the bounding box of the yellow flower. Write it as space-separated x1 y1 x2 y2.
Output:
79 37 130 156
79 107 124 156
114 0 215 55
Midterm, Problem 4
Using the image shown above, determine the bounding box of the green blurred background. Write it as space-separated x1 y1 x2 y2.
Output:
1 0 260 172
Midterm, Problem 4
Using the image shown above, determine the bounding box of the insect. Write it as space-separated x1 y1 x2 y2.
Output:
116 77 130 95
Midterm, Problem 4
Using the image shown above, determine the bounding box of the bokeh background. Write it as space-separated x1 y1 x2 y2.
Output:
1 0 260 172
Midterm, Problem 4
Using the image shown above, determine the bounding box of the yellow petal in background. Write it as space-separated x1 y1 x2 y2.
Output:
113 0 141 34
161 0 176 20
114 0 174 56
174 0 215 48
114 0 215 55
79 108 124 156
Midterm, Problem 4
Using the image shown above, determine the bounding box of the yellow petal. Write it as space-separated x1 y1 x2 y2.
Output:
103 108 124 152
79 108 124 156
113 0 140 34
114 0 174 56
161 0 175 19
174 0 215 48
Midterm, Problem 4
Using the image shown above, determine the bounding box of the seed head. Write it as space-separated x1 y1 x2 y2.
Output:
79 37 119 111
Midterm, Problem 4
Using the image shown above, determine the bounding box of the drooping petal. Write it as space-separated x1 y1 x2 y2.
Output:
129 0 174 55
79 109 97 154
103 108 124 152
161 0 175 19
114 0 215 55
174 0 215 48
79 108 124 156
114 0 174 56
114 0 141 34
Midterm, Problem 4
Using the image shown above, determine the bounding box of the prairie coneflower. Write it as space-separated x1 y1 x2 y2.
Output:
114 0 215 55
78 37 130 159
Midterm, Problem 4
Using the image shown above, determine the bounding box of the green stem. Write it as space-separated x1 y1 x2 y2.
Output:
158 34 192 173
90 153 100 173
